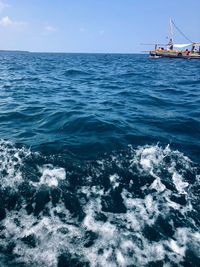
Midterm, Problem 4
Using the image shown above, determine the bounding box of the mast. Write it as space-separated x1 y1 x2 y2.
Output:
168 17 174 49
169 17 173 44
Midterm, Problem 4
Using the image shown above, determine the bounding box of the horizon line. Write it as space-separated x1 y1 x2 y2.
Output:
0 49 143 54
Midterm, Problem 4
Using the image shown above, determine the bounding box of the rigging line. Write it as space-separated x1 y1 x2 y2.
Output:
171 20 193 43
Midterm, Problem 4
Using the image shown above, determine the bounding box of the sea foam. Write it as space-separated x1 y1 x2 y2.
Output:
0 140 199 266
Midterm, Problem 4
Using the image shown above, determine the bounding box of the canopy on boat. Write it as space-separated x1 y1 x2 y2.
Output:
173 43 192 48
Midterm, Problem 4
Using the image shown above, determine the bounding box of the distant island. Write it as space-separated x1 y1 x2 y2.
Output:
0 50 30 53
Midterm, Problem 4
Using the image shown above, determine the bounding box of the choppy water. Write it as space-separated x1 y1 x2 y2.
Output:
0 52 200 267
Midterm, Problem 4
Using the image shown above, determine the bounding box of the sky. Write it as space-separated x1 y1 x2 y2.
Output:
0 0 199 53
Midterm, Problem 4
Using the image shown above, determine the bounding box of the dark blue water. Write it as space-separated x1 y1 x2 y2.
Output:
0 53 199 267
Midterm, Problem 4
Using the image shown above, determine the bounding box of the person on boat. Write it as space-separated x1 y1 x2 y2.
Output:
185 49 190 55
168 39 173 50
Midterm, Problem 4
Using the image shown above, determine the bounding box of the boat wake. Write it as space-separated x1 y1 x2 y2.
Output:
0 140 199 266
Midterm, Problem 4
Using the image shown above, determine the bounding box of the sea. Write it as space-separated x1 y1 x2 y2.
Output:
0 52 199 267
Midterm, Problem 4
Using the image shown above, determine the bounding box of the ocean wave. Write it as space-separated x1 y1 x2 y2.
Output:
0 140 199 266
63 69 91 77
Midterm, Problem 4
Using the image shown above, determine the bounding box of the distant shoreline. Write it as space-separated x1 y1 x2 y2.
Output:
0 50 141 54
0 50 30 53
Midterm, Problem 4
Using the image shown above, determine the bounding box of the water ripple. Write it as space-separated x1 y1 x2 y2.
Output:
0 53 200 266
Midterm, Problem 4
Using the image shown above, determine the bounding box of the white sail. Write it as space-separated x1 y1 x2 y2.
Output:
173 43 191 48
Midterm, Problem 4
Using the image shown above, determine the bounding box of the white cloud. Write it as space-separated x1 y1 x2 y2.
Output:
0 16 12 26
0 16 26 28
0 1 10 13
44 25 57 32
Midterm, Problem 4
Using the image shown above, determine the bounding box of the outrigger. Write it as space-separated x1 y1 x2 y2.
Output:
148 18 200 59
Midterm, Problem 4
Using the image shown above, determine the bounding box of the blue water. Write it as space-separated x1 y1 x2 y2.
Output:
0 52 199 267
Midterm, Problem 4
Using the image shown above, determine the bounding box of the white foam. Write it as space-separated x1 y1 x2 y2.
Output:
133 144 192 196
0 139 31 188
0 141 199 267
136 145 170 171
3 202 82 267
34 164 66 187
150 176 166 192
109 173 120 189
169 239 185 255
116 249 125 266
122 189 160 228
172 172 189 194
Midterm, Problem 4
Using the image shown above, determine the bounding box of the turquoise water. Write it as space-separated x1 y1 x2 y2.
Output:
0 52 199 266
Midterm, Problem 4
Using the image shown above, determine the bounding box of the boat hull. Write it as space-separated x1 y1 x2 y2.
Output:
150 50 200 59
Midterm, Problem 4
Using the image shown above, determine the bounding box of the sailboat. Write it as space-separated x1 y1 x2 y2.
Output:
148 18 200 59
